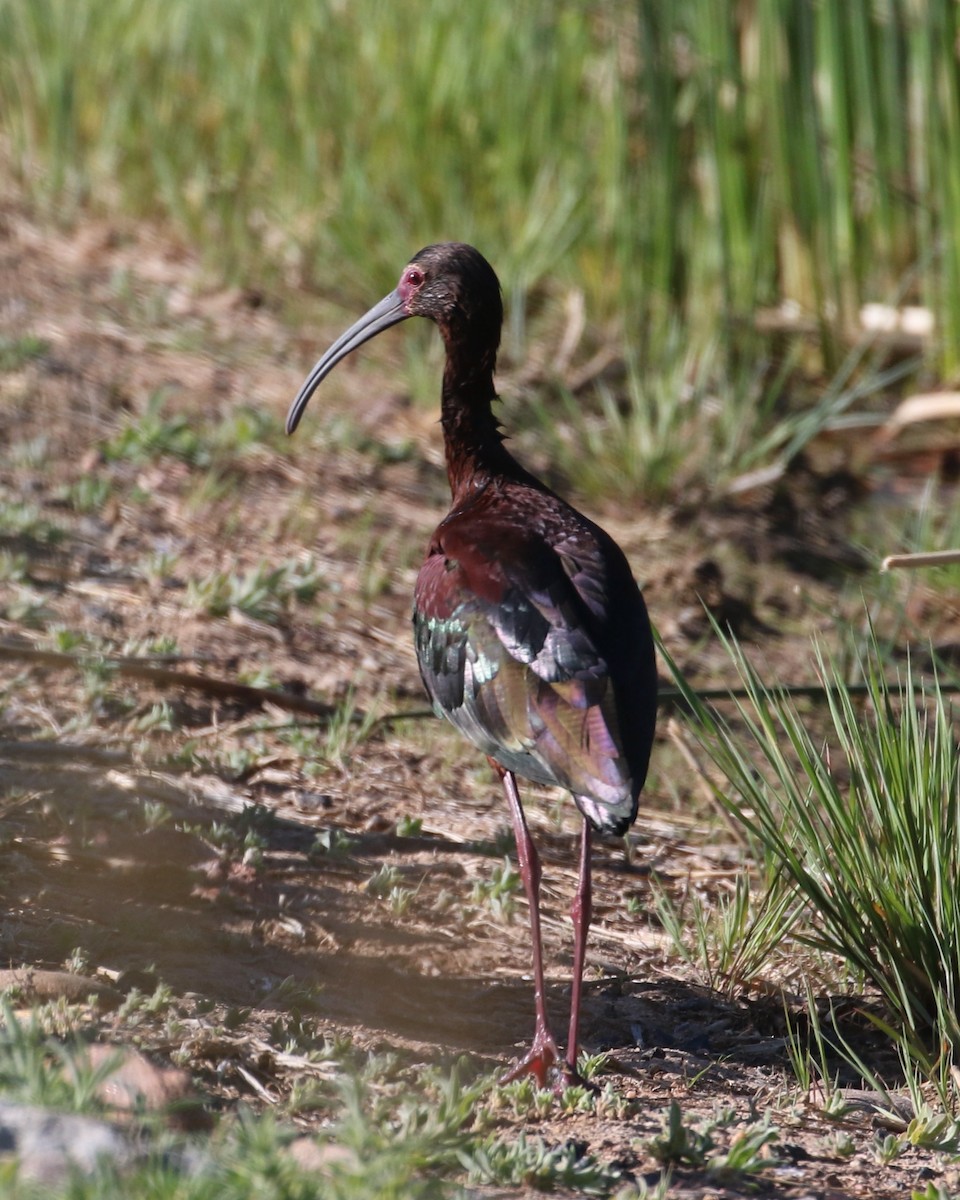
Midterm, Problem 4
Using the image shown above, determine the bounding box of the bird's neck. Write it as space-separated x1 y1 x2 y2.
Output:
440 343 515 501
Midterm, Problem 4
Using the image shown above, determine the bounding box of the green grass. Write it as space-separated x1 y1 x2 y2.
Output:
651 868 801 996
0 335 48 371
0 1000 116 1113
0 493 66 546
101 394 285 470
185 556 327 623
4 1 960 494
668 624 960 1068
468 857 523 921
0 998 660 1199
462 1130 623 1194
647 1100 780 1181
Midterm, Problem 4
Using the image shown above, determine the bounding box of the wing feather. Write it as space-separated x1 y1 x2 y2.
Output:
414 509 655 833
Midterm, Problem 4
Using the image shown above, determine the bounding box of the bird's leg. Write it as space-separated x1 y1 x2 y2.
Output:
564 816 593 1085
492 760 562 1088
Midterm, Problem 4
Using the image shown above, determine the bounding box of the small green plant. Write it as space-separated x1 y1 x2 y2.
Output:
62 947 91 975
356 532 395 603
313 1061 485 1193
577 1050 610 1081
873 1132 904 1164
121 634 181 657
189 743 263 781
0 496 65 544
652 869 799 995
311 828 357 861
384 887 414 916
186 556 326 623
284 1075 335 1117
783 991 847 1116
366 865 404 897
265 977 326 1015
558 1082 597 1113
48 627 90 652
904 1108 960 1154
238 665 279 689
116 983 175 1023
366 866 417 915
0 334 48 371
283 694 379 777
223 1005 252 1031
103 392 209 466
79 658 117 702
462 1130 621 1195
318 693 377 771
470 857 522 921
181 804 272 869
912 1185 955 1200
0 550 29 581
64 475 112 513
648 1100 714 1168
130 700 174 732
613 1175 672 1200
2 585 53 628
828 1131 857 1158
134 549 180 586
648 1101 779 1181
215 405 285 455
139 800 172 831
472 824 515 858
706 1116 780 1180
487 1075 555 1120
0 999 113 1112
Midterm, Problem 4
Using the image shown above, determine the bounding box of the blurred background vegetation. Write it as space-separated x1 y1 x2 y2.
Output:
2 0 959 498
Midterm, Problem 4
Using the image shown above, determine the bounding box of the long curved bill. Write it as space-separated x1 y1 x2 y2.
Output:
286 288 410 434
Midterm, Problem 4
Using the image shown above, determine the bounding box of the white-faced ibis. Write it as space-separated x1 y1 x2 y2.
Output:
287 244 657 1087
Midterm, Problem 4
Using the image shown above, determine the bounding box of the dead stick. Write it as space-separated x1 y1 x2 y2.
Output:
0 639 334 718
882 548 960 571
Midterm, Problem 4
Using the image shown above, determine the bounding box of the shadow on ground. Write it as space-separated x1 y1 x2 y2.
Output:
1 738 897 1107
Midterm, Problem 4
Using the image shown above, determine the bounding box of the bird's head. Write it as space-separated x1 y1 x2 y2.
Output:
397 243 502 340
286 243 502 435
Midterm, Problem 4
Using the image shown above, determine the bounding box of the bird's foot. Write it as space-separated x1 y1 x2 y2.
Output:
500 1032 599 1095
499 1027 562 1090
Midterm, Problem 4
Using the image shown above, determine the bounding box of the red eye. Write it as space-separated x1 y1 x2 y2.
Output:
399 265 425 302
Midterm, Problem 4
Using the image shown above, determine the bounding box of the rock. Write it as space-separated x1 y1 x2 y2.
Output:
86 1044 210 1130
0 968 122 1010
0 1101 132 1184
287 1136 357 1174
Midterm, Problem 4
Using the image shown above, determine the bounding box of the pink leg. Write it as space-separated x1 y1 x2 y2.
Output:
492 760 561 1087
565 816 592 1081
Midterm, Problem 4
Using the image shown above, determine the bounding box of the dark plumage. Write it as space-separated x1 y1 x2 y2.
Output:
287 243 657 1086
